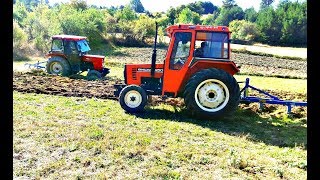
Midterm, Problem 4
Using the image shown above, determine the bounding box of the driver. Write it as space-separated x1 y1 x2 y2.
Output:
194 41 206 57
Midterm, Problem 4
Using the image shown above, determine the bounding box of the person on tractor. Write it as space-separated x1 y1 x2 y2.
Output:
194 41 207 58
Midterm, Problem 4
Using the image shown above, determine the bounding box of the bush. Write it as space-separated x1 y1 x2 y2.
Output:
24 4 62 53
133 15 156 43
229 20 260 42
13 20 37 61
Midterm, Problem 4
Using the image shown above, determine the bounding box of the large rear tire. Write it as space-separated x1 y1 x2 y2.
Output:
46 56 71 76
119 85 147 113
183 68 240 119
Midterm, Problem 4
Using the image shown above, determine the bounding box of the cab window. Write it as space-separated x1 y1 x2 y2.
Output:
194 32 229 59
51 39 63 52
169 32 192 70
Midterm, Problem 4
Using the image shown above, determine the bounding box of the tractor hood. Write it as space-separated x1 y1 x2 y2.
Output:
82 55 106 71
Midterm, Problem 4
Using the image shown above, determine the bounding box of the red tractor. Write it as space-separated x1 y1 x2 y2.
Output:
45 35 109 80
115 23 240 119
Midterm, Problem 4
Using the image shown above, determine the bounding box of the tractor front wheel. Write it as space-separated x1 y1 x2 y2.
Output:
87 70 102 81
119 85 147 113
46 56 71 76
183 68 240 119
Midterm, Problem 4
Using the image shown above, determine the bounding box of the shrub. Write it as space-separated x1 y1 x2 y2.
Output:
229 20 260 42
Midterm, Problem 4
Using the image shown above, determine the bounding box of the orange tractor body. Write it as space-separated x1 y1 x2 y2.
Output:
116 24 240 119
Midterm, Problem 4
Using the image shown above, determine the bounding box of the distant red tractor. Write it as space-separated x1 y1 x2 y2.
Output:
46 35 109 80
115 23 240 119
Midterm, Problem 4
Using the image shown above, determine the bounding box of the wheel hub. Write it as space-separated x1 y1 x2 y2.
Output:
124 90 142 108
195 79 230 112
51 62 63 74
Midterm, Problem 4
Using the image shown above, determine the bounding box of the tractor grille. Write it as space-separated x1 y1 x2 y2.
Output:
132 68 137 80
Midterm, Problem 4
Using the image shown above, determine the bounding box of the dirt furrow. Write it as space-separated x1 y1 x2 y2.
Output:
13 71 307 118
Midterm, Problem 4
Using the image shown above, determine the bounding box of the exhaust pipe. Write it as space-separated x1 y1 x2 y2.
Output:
151 21 158 77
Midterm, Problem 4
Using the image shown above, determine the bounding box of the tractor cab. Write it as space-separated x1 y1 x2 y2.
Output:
116 24 240 119
46 35 109 79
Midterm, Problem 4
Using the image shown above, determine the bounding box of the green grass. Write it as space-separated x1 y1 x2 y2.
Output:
13 91 307 179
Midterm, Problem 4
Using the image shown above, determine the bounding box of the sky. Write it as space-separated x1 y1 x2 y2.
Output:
48 0 303 12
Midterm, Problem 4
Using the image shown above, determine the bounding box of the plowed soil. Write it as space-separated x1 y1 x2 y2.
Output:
13 47 307 118
13 70 307 118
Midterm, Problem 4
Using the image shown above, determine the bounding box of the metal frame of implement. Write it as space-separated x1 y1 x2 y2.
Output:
239 78 307 114
24 61 47 69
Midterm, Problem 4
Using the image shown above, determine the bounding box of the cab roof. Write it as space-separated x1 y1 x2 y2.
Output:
166 24 230 37
51 35 87 41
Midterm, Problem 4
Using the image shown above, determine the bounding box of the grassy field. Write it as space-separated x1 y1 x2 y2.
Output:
13 46 307 179
230 44 307 60
13 91 306 179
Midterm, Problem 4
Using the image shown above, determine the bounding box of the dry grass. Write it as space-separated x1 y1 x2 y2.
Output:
231 43 307 59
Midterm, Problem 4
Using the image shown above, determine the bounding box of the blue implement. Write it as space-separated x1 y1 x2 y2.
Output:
239 78 307 114
24 61 47 69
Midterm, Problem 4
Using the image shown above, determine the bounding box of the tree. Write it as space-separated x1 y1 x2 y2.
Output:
186 2 204 15
177 7 201 25
256 7 282 44
215 6 244 26
70 0 87 11
166 7 177 25
276 1 307 46
244 7 258 22
260 0 275 9
222 0 236 9
114 5 137 21
16 0 41 11
13 2 28 26
201 1 218 14
129 0 145 13
202 12 219 25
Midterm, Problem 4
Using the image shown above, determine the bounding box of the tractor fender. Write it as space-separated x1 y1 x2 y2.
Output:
189 60 239 76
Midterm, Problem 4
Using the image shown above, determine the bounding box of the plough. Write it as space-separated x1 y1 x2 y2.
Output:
239 78 307 114
24 61 47 69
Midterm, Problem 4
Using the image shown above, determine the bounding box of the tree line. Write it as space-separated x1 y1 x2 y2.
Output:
13 0 307 56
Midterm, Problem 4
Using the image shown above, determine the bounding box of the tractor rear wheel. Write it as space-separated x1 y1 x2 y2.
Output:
119 85 147 113
183 68 240 119
46 56 71 76
87 70 102 81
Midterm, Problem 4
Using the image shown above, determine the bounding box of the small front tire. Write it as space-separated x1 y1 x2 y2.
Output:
119 85 147 113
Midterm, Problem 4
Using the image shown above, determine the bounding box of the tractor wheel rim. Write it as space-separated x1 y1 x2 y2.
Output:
194 79 229 112
124 90 142 108
51 62 63 74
